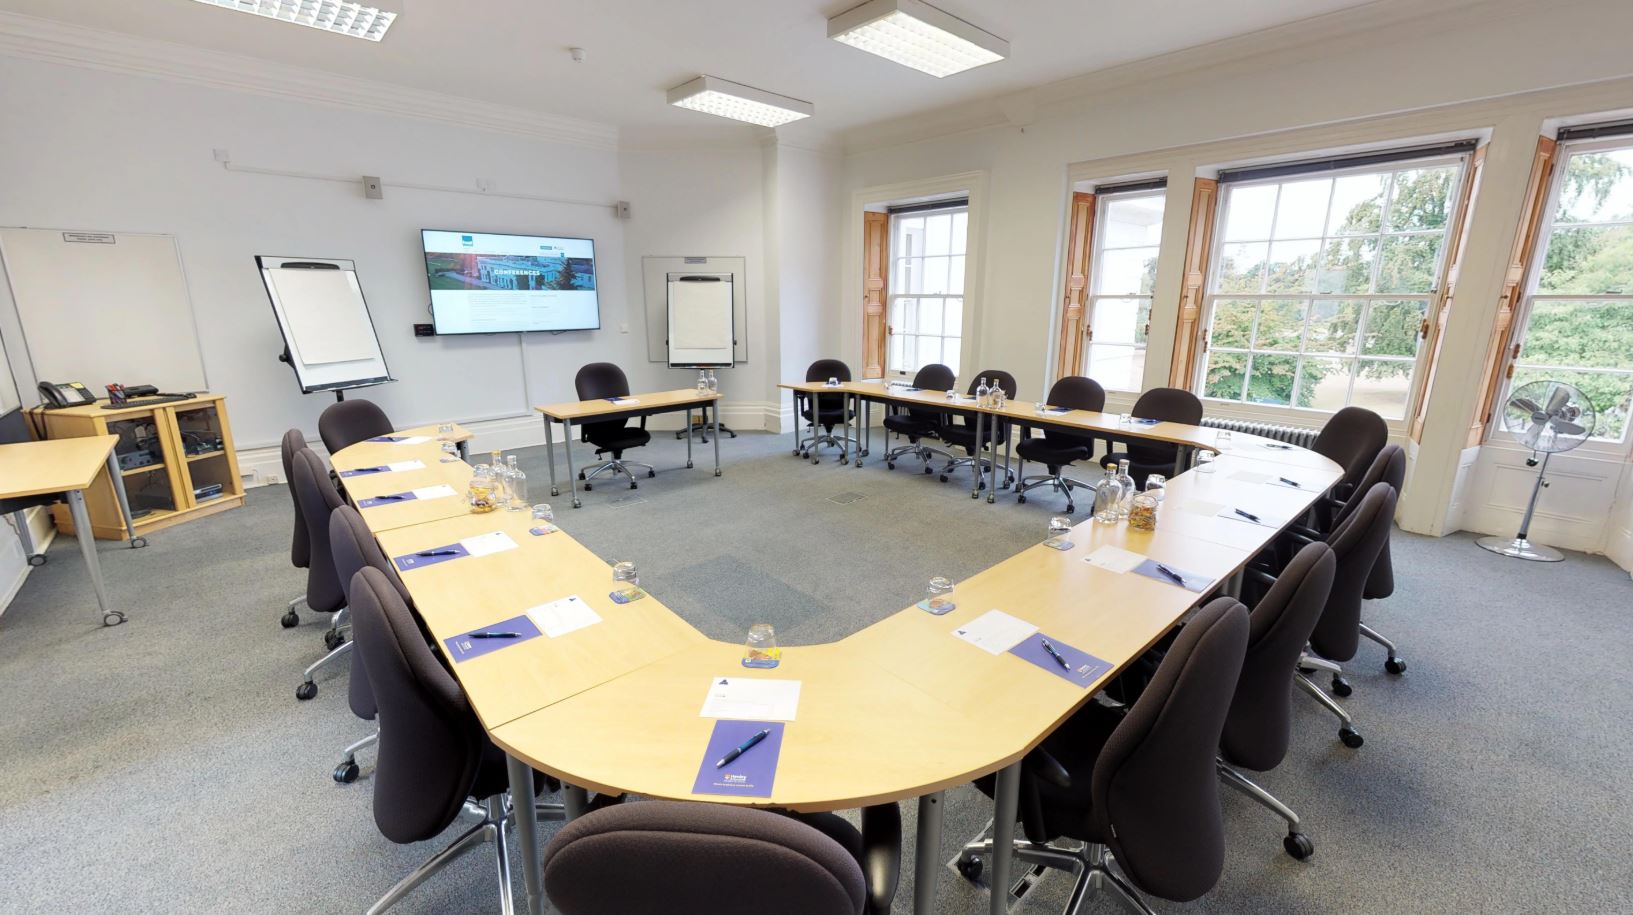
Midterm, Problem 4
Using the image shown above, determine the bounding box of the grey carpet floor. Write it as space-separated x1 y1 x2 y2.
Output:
2 429 1631 913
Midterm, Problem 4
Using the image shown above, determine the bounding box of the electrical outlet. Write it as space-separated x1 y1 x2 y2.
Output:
618 322 629 334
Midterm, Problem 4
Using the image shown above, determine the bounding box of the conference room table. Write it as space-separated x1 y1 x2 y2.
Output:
536 388 722 509
333 417 1342 915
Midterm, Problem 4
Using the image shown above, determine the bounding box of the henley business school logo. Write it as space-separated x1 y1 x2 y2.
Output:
460 235 474 246
721 774 748 785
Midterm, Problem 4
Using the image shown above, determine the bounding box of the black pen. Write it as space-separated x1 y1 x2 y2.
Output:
1234 508 1262 523
372 494 408 501
354 466 386 473
469 631 518 639
1040 638 1071 670
715 728 771 768
1154 563 1187 586
417 549 460 557
1279 477 1301 488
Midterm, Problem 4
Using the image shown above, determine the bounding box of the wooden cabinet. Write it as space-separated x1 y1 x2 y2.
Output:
39 394 244 540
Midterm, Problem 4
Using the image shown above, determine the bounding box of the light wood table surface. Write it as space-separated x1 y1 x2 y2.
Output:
328 423 471 473
535 388 724 509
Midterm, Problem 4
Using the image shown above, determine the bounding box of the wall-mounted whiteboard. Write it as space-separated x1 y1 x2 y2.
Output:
256 256 392 394
0 228 208 395
667 274 734 368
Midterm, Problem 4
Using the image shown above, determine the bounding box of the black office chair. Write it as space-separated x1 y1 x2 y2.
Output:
327 505 413 784
937 370 1017 488
348 566 565 915
1294 482 1396 748
882 363 957 472
1219 541 1336 860
1014 376 1106 512
574 362 653 490
318 399 396 455
1354 444 1407 674
1102 387 1203 488
1309 406 1388 530
797 359 859 463
958 598 1249 913
545 800 901 915
278 429 311 629
291 447 351 701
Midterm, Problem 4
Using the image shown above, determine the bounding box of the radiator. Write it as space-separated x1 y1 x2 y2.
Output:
1200 416 1319 449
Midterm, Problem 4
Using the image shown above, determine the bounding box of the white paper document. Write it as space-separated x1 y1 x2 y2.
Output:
1179 499 1226 518
699 677 802 721
384 460 426 472
952 610 1039 655
1082 545 1146 574
393 435 433 445
411 484 458 500
460 531 519 557
1228 470 1271 485
525 595 601 639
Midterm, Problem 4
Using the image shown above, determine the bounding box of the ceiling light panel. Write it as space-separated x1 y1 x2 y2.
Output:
828 0 1007 78
667 77 813 128
190 0 398 42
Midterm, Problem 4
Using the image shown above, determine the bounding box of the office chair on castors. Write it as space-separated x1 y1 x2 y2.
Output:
797 358 859 463
291 448 351 701
1102 387 1202 487
574 363 654 491
279 428 310 629
1014 375 1105 512
1308 406 1388 531
318 399 395 454
882 363 955 473
938 369 1017 488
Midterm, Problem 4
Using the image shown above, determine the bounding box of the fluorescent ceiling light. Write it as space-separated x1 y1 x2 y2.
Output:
190 0 398 42
667 76 813 128
828 0 1007 78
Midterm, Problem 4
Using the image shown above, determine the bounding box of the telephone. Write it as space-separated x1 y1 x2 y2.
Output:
37 380 97 408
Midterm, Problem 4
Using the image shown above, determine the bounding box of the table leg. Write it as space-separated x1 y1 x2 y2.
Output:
457 441 470 461
712 401 722 477
105 451 146 549
990 762 1020 915
506 754 544 915
1174 446 1188 478
564 418 581 508
969 408 984 500
914 792 944 915
863 399 872 458
856 396 867 467
67 489 122 626
838 395 850 464
685 407 695 469
544 416 559 497
563 784 590 819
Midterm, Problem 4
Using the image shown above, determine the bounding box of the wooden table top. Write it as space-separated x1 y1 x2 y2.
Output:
536 388 721 421
343 459 476 532
34 393 224 420
0 434 117 498
328 423 472 473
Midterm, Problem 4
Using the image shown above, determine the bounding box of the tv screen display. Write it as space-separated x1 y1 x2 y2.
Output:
422 229 600 334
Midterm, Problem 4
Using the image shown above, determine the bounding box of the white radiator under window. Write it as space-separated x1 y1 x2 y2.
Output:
1201 416 1319 449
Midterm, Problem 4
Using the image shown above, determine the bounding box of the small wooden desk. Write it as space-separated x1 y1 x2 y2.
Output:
535 389 722 509
0 435 129 625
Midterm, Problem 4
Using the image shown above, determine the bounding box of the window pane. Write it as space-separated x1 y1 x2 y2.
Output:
1354 359 1415 419
1362 300 1428 357
1208 298 1255 349
888 334 903 372
1088 343 1145 393
919 257 950 295
1092 298 1148 345
893 258 917 294
924 213 952 257
1203 352 1249 401
1385 167 1456 231
1245 354 1298 406
1265 239 1320 293
896 298 917 333
950 211 968 254
919 299 944 335
1216 242 1268 293
1273 178 1331 239
1299 356 1353 411
1518 299 1633 369
941 337 961 374
1376 234 1442 293
894 217 924 257
1098 247 1159 295
1509 367 1632 441
948 255 966 294
1222 185 1277 241
944 298 964 336
1103 194 1166 247
1538 225 1633 294
1254 299 1306 351
1553 150 1633 225
1306 299 1362 354
1316 236 1378 294
897 335 916 372
1327 173 1387 235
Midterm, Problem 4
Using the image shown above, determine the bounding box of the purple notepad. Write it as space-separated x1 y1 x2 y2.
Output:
442 614 542 663
692 720 785 798
358 491 419 509
1009 633 1113 687
393 542 470 571
1132 559 1209 593
339 465 391 478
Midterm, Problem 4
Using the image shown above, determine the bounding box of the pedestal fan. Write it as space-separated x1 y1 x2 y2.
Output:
1476 380 1595 562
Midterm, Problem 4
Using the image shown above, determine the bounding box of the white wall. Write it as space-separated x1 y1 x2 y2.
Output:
0 324 25 613
765 142 845 428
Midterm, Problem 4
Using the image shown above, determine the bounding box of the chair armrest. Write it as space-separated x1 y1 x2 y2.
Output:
860 803 902 915
1023 747 1073 790
1247 567 1279 589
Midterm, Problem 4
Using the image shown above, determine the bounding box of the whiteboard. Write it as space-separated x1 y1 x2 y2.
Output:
667 274 734 368
643 256 747 364
0 228 208 395
257 256 392 393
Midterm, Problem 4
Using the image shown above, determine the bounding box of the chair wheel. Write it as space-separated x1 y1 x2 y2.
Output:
813 458 820 465
296 681 317 701
578 471 586 480
647 470 655 478
583 483 592 491
956 855 984 883
1284 832 1314 860
1385 656 1406 674
280 610 300 629
923 465 933 474
1331 675 1353 697
1339 726 1363 748
939 474 948 482
1017 494 1026 504
792 448 801 456
1065 502 1075 513
886 462 895 470
629 482 638 490
334 760 360 784
27 554 46 567
324 629 345 651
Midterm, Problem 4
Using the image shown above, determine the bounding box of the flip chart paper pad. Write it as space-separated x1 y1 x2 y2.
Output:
267 267 377 365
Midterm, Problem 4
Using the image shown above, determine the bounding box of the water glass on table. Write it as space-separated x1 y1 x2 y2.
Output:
742 623 781 668
921 576 956 614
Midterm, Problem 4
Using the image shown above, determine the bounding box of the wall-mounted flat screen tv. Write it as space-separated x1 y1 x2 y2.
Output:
422 229 600 334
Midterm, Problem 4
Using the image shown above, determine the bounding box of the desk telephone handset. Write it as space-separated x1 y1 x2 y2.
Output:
38 380 97 408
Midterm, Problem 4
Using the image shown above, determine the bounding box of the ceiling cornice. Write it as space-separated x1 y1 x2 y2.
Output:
0 10 621 151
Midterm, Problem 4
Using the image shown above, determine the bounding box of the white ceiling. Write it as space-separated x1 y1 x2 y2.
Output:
2 0 1420 139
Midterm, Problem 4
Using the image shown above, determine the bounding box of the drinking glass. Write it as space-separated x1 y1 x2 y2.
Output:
1215 430 1233 451
827 376 840 387
742 623 781 668
437 423 454 437
921 576 956 614
1045 515 1074 549
1197 450 1219 473
1118 412 1131 427
1144 473 1166 501
1034 402 1048 415
440 441 460 463
531 503 554 523
612 561 639 587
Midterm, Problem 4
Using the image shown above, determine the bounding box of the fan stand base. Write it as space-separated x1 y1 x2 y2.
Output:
1476 535 1565 563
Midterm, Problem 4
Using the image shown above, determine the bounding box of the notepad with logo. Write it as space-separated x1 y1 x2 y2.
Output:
1009 633 1113 687
442 614 542 663
358 484 458 509
339 460 426 478
1131 559 1209 592
368 435 432 445
692 720 784 798
393 531 518 571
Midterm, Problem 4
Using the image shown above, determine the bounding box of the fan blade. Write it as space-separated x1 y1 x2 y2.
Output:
1545 385 1571 416
1550 419 1586 437
1511 397 1543 414
1521 421 1546 450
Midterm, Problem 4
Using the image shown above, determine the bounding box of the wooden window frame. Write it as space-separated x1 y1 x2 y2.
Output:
862 210 888 379
1169 178 1218 388
1054 192 1095 380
